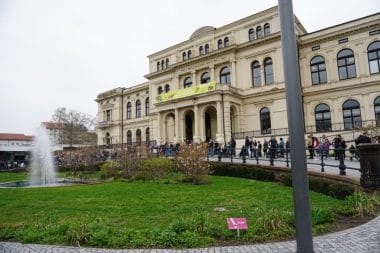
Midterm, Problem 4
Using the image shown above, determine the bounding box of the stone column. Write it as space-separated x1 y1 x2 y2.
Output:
157 113 162 145
193 104 200 143
231 60 236 87
174 108 180 143
326 49 337 83
192 71 197 86
216 101 224 143
210 65 215 82
224 101 232 143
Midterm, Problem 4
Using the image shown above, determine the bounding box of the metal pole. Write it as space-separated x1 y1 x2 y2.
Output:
278 1 314 252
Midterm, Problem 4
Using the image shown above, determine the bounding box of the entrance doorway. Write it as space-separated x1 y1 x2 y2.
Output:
204 106 217 142
185 112 194 142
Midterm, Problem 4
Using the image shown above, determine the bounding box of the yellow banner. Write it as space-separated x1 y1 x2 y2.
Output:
156 81 217 102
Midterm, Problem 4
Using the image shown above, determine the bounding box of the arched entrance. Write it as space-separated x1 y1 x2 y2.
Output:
204 106 217 142
184 110 194 143
165 113 175 143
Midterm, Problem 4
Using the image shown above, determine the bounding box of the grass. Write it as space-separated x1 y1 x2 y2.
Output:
0 172 353 248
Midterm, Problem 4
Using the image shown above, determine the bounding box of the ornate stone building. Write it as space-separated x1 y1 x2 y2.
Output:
96 6 380 146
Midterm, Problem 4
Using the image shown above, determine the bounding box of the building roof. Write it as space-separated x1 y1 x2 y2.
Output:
41 122 64 129
0 133 34 141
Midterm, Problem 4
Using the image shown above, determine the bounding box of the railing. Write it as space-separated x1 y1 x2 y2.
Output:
232 119 379 139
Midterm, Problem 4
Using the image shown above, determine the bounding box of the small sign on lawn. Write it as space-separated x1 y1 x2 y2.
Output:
226 217 248 238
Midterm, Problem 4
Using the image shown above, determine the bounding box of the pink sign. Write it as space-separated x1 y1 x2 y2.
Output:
227 218 248 230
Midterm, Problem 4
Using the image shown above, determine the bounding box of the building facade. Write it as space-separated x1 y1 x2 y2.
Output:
96 6 380 146
0 133 33 168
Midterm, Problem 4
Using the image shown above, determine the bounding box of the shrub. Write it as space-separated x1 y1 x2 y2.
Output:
254 208 294 237
308 178 331 195
345 192 377 217
311 208 335 225
328 183 355 200
100 161 121 179
175 144 210 184
134 158 174 181
279 173 292 187
211 163 275 182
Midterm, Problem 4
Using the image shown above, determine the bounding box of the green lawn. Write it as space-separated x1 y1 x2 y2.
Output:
0 172 348 248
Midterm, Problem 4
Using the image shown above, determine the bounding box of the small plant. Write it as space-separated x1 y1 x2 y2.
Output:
100 161 121 179
328 183 354 200
279 173 292 186
345 192 377 217
311 208 335 225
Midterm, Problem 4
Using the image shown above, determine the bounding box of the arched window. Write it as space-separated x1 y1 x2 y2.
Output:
136 129 141 145
248 28 255 41
199 46 204 55
161 60 164 69
136 100 141 118
158 86 163 95
224 37 229 47
165 84 170 93
205 44 210 54
264 58 274 84
145 128 150 144
338 49 356 80
260 107 271 134
251 61 261 87
145 97 150 116
264 23 270 36
187 50 192 59
217 39 223 49
375 96 380 126
315 103 331 132
126 130 132 145
256 26 263 39
182 52 187 61
368 41 380 74
184 77 192 88
127 102 132 119
310 56 327 85
220 67 231 84
343 99 362 130
165 58 169 68
157 62 160 71
201 72 210 84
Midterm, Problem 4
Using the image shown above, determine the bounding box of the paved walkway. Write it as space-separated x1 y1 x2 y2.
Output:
0 216 379 253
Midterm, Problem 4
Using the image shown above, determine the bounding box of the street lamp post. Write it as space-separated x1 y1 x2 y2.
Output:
278 0 314 252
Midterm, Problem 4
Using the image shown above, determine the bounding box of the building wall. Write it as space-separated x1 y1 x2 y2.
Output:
96 7 380 146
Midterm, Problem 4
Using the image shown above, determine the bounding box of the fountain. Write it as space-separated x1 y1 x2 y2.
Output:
29 126 57 186
0 127 75 188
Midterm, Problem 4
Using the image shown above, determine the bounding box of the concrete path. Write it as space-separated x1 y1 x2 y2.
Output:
0 216 379 253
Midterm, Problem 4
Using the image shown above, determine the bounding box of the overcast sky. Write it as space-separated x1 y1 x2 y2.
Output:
0 0 379 135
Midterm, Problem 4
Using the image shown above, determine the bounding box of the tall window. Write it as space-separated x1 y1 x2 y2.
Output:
205 44 209 54
145 97 150 116
251 61 261 86
264 23 270 36
184 77 192 88
165 58 169 68
127 102 132 119
136 100 141 118
343 99 362 130
337 49 356 80
201 72 210 84
220 67 231 84
165 84 170 93
315 103 331 132
310 55 327 84
248 28 255 41
256 26 263 38
187 50 192 59
199 46 204 55
260 107 271 134
264 58 274 84
136 129 141 145
158 86 163 95
157 62 160 71
104 109 112 121
182 52 187 61
145 128 150 143
368 41 380 74
224 37 229 47
375 96 380 126
127 130 132 144
161 60 164 69
217 39 223 49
